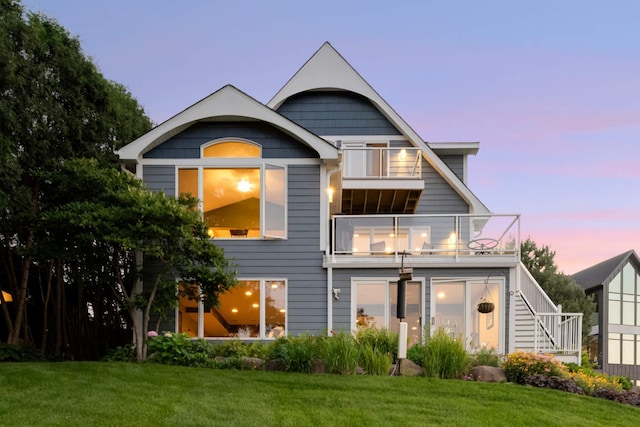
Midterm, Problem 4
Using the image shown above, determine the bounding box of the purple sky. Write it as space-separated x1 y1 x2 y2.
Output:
23 0 640 274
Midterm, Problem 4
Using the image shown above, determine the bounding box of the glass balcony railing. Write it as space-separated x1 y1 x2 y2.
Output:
342 147 421 179
332 213 520 257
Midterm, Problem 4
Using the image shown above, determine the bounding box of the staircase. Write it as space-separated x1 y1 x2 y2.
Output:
513 262 583 364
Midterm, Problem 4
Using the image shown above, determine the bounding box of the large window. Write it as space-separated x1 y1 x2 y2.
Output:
353 279 423 345
608 264 639 326
177 140 286 239
178 280 287 339
431 278 503 352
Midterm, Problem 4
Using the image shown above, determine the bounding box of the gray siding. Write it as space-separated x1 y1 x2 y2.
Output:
277 91 401 136
143 165 175 195
213 165 327 336
415 158 469 214
144 122 319 159
440 155 464 182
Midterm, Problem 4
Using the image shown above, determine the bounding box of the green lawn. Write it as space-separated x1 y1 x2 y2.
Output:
0 362 637 426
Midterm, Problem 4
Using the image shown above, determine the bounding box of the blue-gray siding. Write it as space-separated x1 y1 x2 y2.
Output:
144 122 319 159
277 91 401 136
143 165 175 195
415 157 469 214
210 165 327 336
440 155 464 182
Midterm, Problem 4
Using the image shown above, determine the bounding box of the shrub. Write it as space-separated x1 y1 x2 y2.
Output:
322 331 358 375
407 343 427 367
524 374 584 394
146 332 214 367
501 352 567 384
422 328 470 379
592 388 640 406
104 345 137 362
0 343 48 362
570 370 623 395
359 343 392 376
470 346 501 367
211 340 267 359
269 334 321 373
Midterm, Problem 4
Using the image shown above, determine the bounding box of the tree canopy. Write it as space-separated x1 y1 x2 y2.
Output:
0 1 236 360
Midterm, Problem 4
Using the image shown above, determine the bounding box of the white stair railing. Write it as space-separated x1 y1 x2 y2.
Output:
517 262 583 362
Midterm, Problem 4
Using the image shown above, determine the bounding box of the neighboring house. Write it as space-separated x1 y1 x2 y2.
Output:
117 42 581 361
573 250 640 384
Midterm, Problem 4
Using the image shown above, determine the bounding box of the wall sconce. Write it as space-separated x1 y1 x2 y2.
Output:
332 288 341 300
327 187 334 203
400 149 407 161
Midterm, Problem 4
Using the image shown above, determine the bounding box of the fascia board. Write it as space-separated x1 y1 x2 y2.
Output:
117 85 338 163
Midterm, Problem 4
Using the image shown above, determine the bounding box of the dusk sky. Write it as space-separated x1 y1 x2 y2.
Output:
22 0 640 274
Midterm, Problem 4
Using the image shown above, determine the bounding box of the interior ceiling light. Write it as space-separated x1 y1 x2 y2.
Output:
237 178 253 193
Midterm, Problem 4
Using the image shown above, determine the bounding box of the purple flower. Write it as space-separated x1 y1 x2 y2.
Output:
147 330 158 337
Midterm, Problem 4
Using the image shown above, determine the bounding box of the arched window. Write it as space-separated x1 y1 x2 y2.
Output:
202 140 261 158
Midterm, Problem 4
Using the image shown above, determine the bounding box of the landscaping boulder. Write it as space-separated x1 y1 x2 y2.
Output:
467 365 507 382
240 357 264 370
399 359 423 377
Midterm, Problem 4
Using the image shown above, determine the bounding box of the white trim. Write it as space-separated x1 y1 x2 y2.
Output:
139 158 319 167
117 85 339 164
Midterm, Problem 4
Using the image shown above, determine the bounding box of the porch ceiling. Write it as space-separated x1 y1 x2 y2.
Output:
341 188 422 214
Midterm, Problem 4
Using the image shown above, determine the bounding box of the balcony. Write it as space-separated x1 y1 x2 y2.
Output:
340 147 423 214
328 213 520 266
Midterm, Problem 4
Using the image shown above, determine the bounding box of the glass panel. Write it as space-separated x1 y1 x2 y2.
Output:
637 336 640 365
265 281 286 338
203 168 260 238
264 164 286 238
608 333 621 364
390 282 422 346
609 299 621 325
204 281 260 338
622 334 634 365
623 302 634 325
610 272 621 293
203 141 260 158
177 283 199 338
356 282 386 328
469 282 500 350
623 264 635 294
433 283 464 338
637 303 640 326
178 168 198 198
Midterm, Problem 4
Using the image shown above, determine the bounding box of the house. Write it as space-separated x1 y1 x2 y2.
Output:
573 250 640 384
117 42 582 361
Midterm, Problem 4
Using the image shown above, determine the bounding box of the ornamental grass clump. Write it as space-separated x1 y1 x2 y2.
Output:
322 331 359 375
270 334 322 373
359 343 393 376
421 328 470 379
355 326 398 361
501 351 567 384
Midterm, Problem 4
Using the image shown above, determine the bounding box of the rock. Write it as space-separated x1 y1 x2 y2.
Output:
240 356 264 370
467 365 507 382
399 359 423 377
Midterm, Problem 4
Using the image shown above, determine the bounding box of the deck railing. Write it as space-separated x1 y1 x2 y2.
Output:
342 147 422 179
534 312 583 358
332 213 520 258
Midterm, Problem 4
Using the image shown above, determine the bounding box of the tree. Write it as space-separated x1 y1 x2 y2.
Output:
43 159 237 361
0 0 152 348
520 239 595 342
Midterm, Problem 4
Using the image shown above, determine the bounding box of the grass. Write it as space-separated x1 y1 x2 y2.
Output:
0 362 638 426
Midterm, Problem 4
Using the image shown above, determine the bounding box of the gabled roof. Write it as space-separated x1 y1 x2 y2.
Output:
268 42 489 215
572 250 639 291
117 85 339 165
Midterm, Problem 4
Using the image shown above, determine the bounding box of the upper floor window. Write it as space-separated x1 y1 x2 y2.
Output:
178 140 286 239
608 263 640 326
